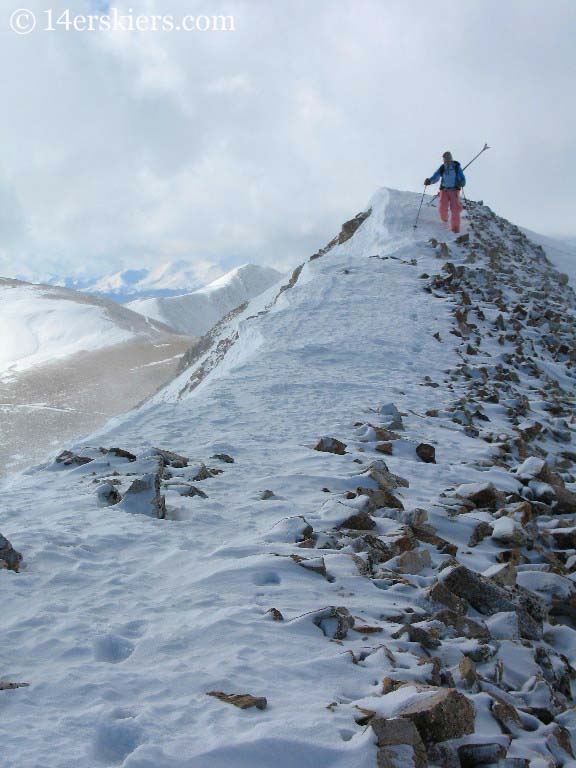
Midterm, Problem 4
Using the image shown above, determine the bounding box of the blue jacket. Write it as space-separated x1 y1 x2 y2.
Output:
428 161 466 190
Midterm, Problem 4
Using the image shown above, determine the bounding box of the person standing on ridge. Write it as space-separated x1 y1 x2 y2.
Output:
424 151 466 234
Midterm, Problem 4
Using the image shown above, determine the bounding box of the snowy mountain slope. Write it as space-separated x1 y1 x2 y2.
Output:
127 263 283 336
0 279 194 477
520 228 576 288
1 189 575 768
0 278 181 376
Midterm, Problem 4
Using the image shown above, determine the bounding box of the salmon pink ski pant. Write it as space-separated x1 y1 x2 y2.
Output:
439 189 462 233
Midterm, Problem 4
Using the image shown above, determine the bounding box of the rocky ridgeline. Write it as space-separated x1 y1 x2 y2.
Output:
258 208 576 766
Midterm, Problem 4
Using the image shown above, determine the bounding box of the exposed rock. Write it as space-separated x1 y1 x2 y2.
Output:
314 437 347 455
364 461 410 490
395 548 432 574
337 208 372 245
483 562 517 588
313 606 354 639
426 743 460 768
394 685 475 743
178 485 208 498
458 656 477 688
416 443 436 464
0 533 23 572
373 427 402 441
352 624 383 635
358 487 405 512
392 624 441 650
206 690 267 710
376 442 394 455
545 724 575 763
371 718 427 768
268 516 314 542
55 450 93 467
260 489 276 500
96 482 123 506
516 458 576 513
535 646 573 700
426 581 466 614
266 608 284 621
491 516 527 547
0 680 29 690
440 564 542 639
116 471 166 519
337 510 376 531
192 463 215 481
490 697 524 736
352 533 401 567
412 525 458 556
455 482 507 510
150 448 188 468
101 447 137 462
432 610 489 640
290 554 328 579
548 527 576 550
211 453 234 463
468 521 493 547
458 743 506 767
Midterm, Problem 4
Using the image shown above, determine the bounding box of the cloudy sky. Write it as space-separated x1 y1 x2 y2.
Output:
1 0 574 281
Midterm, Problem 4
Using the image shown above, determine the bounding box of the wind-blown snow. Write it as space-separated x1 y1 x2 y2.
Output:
1 189 574 768
127 263 283 336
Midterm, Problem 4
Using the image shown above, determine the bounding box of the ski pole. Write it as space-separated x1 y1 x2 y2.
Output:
413 186 427 229
462 142 490 171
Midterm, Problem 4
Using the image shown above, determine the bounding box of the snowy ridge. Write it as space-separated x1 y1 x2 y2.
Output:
0 278 180 376
1 188 575 767
127 263 283 336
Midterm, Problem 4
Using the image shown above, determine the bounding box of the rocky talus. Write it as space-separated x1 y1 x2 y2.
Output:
256 204 576 765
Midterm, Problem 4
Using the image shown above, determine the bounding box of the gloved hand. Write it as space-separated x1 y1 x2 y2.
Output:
424 179 431 186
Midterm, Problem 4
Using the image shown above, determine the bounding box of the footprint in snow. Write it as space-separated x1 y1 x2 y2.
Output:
93 633 135 663
252 570 282 586
92 710 142 764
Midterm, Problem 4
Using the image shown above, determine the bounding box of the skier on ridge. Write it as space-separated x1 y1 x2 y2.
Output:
424 151 466 234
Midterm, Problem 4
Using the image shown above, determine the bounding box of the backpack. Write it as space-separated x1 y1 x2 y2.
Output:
437 161 462 189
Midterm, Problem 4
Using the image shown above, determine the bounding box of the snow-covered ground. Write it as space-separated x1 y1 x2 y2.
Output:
0 279 194 476
127 264 283 336
1 189 574 768
520 228 576 288
0 279 179 376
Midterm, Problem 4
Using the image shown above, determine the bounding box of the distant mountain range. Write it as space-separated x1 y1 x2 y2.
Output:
30 260 225 302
